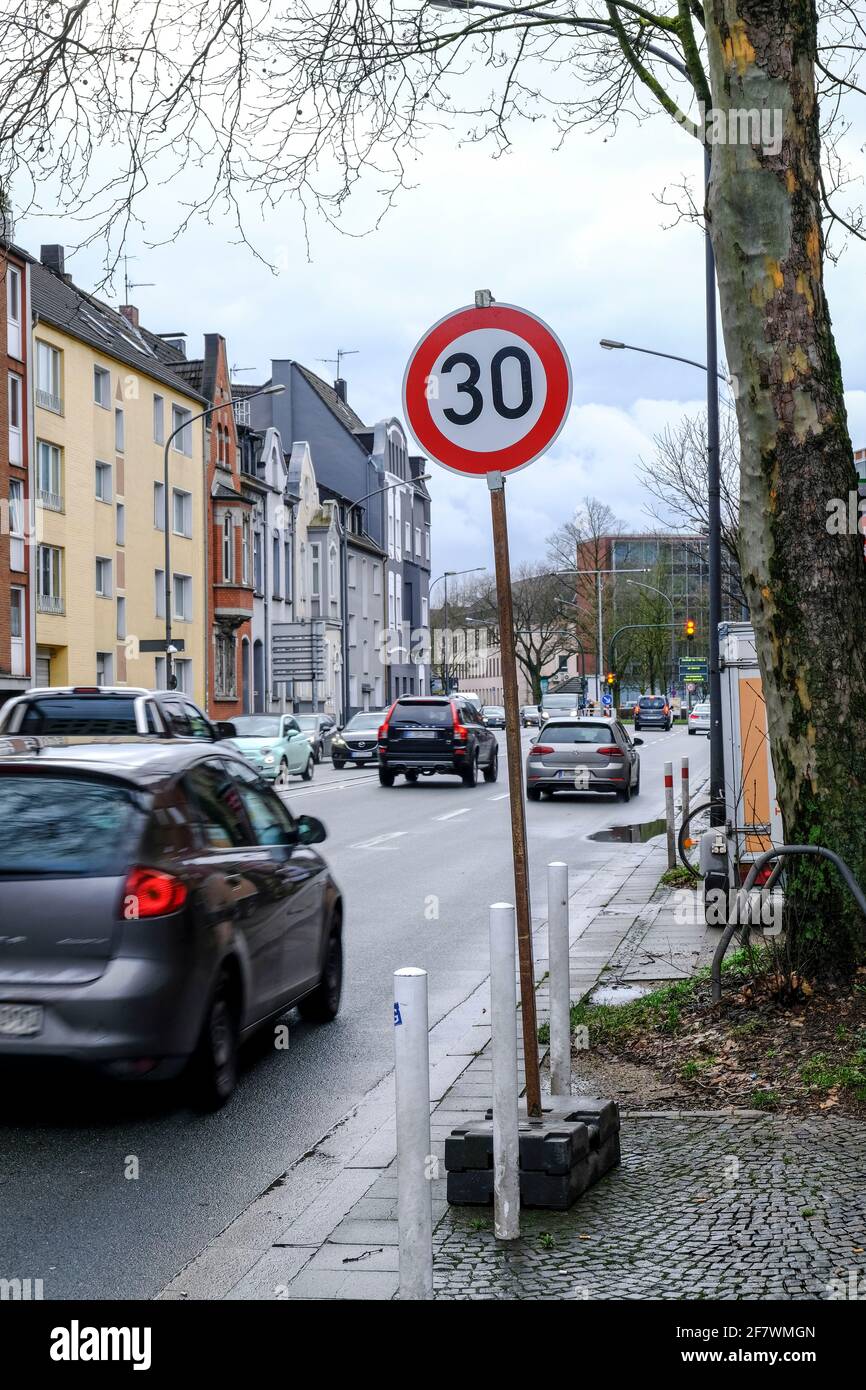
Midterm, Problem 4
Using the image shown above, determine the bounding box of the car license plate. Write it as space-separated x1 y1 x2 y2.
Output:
574 768 590 789
350 749 367 757
0 1004 43 1036
403 730 430 739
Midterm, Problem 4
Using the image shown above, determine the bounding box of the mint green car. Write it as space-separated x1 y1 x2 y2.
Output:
225 715 315 786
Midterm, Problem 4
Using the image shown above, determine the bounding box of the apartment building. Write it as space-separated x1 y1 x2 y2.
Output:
29 247 207 699
0 243 32 708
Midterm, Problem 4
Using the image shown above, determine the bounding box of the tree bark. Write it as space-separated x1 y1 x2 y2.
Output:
706 0 866 970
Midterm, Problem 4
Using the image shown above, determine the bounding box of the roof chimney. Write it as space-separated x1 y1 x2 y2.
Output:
159 333 187 358
334 377 347 403
120 304 139 329
40 244 65 276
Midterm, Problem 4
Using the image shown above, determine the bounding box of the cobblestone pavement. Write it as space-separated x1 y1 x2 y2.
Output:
433 1114 866 1300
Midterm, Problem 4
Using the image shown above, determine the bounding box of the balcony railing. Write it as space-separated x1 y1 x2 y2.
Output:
36 388 63 414
37 593 64 615
38 489 63 512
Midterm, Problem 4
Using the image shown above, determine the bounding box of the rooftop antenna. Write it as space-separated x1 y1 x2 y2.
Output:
231 365 257 380
122 254 154 303
317 348 359 379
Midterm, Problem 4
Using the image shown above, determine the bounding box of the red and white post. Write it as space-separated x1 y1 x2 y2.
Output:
681 756 690 828
664 761 676 869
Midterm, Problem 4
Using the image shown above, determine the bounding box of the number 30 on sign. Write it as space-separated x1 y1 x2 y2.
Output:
402 302 572 478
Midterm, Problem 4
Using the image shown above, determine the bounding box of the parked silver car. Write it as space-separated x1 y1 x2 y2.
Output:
688 701 711 736
525 718 642 801
0 740 343 1108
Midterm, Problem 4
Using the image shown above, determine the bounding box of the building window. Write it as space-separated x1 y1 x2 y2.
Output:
114 407 124 453
116 596 127 641
404 520 411 553
425 529 430 561
171 404 192 456
373 563 381 597
8 373 22 464
116 502 125 546
36 341 62 413
153 394 164 445
95 460 112 502
348 614 357 647
172 488 192 537
6 266 21 358
94 365 111 408
154 481 165 530
421 596 428 627
8 479 24 571
37 544 63 614
222 514 234 581
242 515 251 584
96 652 113 687
36 440 62 511
10 587 25 676
361 559 368 619
96 556 112 598
273 535 281 598
155 569 165 619
363 639 369 675
415 526 421 556
284 539 291 602
173 573 192 621
299 543 306 601
174 658 192 694
348 554 356 588
253 529 263 592
329 545 338 609
215 632 237 699
233 396 251 428
311 543 321 598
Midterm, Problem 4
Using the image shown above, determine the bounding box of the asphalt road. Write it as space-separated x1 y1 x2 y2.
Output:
0 723 707 1299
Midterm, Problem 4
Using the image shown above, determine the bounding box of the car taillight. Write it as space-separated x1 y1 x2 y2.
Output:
663 705 670 714
530 744 554 755
450 700 468 740
123 866 187 919
378 700 397 741
633 705 640 716
596 745 624 758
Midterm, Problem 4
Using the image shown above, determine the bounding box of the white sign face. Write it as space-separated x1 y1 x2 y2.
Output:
403 303 572 477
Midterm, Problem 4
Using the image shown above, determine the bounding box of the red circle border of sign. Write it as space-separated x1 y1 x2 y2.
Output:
402 303 572 477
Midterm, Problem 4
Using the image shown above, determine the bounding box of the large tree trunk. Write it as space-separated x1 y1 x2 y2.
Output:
706 0 866 971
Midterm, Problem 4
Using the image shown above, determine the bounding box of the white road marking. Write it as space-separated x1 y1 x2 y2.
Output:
435 807 471 821
489 793 510 801
350 830 408 849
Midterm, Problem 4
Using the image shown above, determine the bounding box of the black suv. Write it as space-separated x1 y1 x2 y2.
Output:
377 697 498 787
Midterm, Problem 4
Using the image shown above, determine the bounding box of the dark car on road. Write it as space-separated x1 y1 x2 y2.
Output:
0 686 236 742
520 705 541 728
525 718 642 801
633 695 673 731
331 711 385 768
482 705 506 729
377 696 499 787
294 713 335 764
0 741 343 1108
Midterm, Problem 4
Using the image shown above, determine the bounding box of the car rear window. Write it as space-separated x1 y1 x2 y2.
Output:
390 703 452 728
345 713 383 731
0 774 145 874
16 695 140 735
542 724 614 744
639 697 666 708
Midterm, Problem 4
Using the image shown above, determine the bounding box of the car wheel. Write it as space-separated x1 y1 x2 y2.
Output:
379 767 395 787
527 786 541 801
617 778 632 803
188 969 239 1111
275 759 290 788
299 919 343 1023
633 768 641 795
688 728 695 736
302 756 314 781
461 751 479 787
405 770 419 784
313 743 322 764
333 759 346 769
483 746 499 783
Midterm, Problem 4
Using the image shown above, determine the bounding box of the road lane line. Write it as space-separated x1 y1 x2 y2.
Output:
489 793 509 801
435 808 471 821
350 830 408 849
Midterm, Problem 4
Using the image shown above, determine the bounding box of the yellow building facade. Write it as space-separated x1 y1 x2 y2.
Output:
31 254 207 703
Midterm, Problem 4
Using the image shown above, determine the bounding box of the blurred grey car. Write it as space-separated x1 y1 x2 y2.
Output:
330 710 385 767
0 740 343 1108
525 718 642 802
688 701 711 736
520 706 541 728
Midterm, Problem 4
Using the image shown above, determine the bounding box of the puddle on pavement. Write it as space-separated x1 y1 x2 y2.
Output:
590 982 655 1006
588 816 666 844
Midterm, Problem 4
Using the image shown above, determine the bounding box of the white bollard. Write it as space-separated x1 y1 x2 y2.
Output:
489 903 521 1241
664 761 676 869
681 756 690 828
547 862 571 1098
394 966 433 1299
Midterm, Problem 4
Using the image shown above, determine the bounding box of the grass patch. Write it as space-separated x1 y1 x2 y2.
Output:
748 1088 780 1111
659 865 698 889
800 1050 866 1102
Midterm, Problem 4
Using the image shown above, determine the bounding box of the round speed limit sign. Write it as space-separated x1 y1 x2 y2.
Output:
403 303 572 477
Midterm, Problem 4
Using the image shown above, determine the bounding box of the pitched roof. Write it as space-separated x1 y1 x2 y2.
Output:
30 261 206 402
295 363 366 433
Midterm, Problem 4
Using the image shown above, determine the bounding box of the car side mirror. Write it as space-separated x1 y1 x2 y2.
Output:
214 720 237 740
633 737 644 746
284 728 299 740
295 814 326 846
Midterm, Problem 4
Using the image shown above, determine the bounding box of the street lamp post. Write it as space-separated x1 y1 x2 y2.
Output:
341 475 432 717
429 567 485 693
162 383 284 691
600 337 726 815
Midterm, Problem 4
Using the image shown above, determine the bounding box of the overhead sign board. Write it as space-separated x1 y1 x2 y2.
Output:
679 657 708 680
272 621 326 683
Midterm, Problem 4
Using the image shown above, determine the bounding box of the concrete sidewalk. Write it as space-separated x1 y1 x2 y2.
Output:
160 823 716 1301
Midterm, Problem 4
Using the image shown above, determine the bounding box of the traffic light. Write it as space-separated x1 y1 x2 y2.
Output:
606 672 616 686
685 618 696 641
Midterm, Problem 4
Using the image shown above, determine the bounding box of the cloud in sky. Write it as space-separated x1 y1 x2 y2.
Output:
17 46 866 576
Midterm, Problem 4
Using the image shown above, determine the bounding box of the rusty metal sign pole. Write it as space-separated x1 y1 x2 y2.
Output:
487 470 542 1120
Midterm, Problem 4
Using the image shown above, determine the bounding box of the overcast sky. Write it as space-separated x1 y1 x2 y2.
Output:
18 56 866 579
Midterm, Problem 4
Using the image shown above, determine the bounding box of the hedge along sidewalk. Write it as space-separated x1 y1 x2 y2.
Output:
158 825 696 1301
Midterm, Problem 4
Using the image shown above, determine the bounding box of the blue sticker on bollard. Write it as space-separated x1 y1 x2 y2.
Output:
394 1003 403 1026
